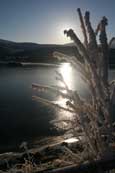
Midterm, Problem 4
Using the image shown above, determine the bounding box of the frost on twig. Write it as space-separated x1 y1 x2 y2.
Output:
32 8 114 162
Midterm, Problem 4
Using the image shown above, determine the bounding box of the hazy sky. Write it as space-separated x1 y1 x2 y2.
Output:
0 0 115 44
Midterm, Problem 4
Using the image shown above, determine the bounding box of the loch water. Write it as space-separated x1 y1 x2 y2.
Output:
0 63 115 153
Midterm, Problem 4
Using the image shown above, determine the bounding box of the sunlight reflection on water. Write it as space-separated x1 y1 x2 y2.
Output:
52 63 86 143
53 63 75 130
64 137 79 143
59 63 73 89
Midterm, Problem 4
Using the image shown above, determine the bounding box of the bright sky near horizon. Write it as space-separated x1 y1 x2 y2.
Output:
0 0 115 44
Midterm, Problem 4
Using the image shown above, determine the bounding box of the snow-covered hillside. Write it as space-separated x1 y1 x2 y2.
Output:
109 37 115 49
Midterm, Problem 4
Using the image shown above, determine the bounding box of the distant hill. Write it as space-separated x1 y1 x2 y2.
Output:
0 39 77 63
0 38 115 67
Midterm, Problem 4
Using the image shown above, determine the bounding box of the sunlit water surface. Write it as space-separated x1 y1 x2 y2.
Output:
0 63 115 152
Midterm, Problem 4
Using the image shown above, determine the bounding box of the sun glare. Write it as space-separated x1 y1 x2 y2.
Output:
56 22 83 44
57 23 74 44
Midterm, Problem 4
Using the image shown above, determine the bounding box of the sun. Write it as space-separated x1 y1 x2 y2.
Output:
57 23 74 44
56 22 83 44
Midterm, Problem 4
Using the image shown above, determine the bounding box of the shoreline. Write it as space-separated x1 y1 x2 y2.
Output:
0 61 115 69
0 61 61 68
0 136 80 172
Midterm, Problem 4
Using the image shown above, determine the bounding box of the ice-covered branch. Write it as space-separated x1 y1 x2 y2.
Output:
32 96 75 113
32 8 114 161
